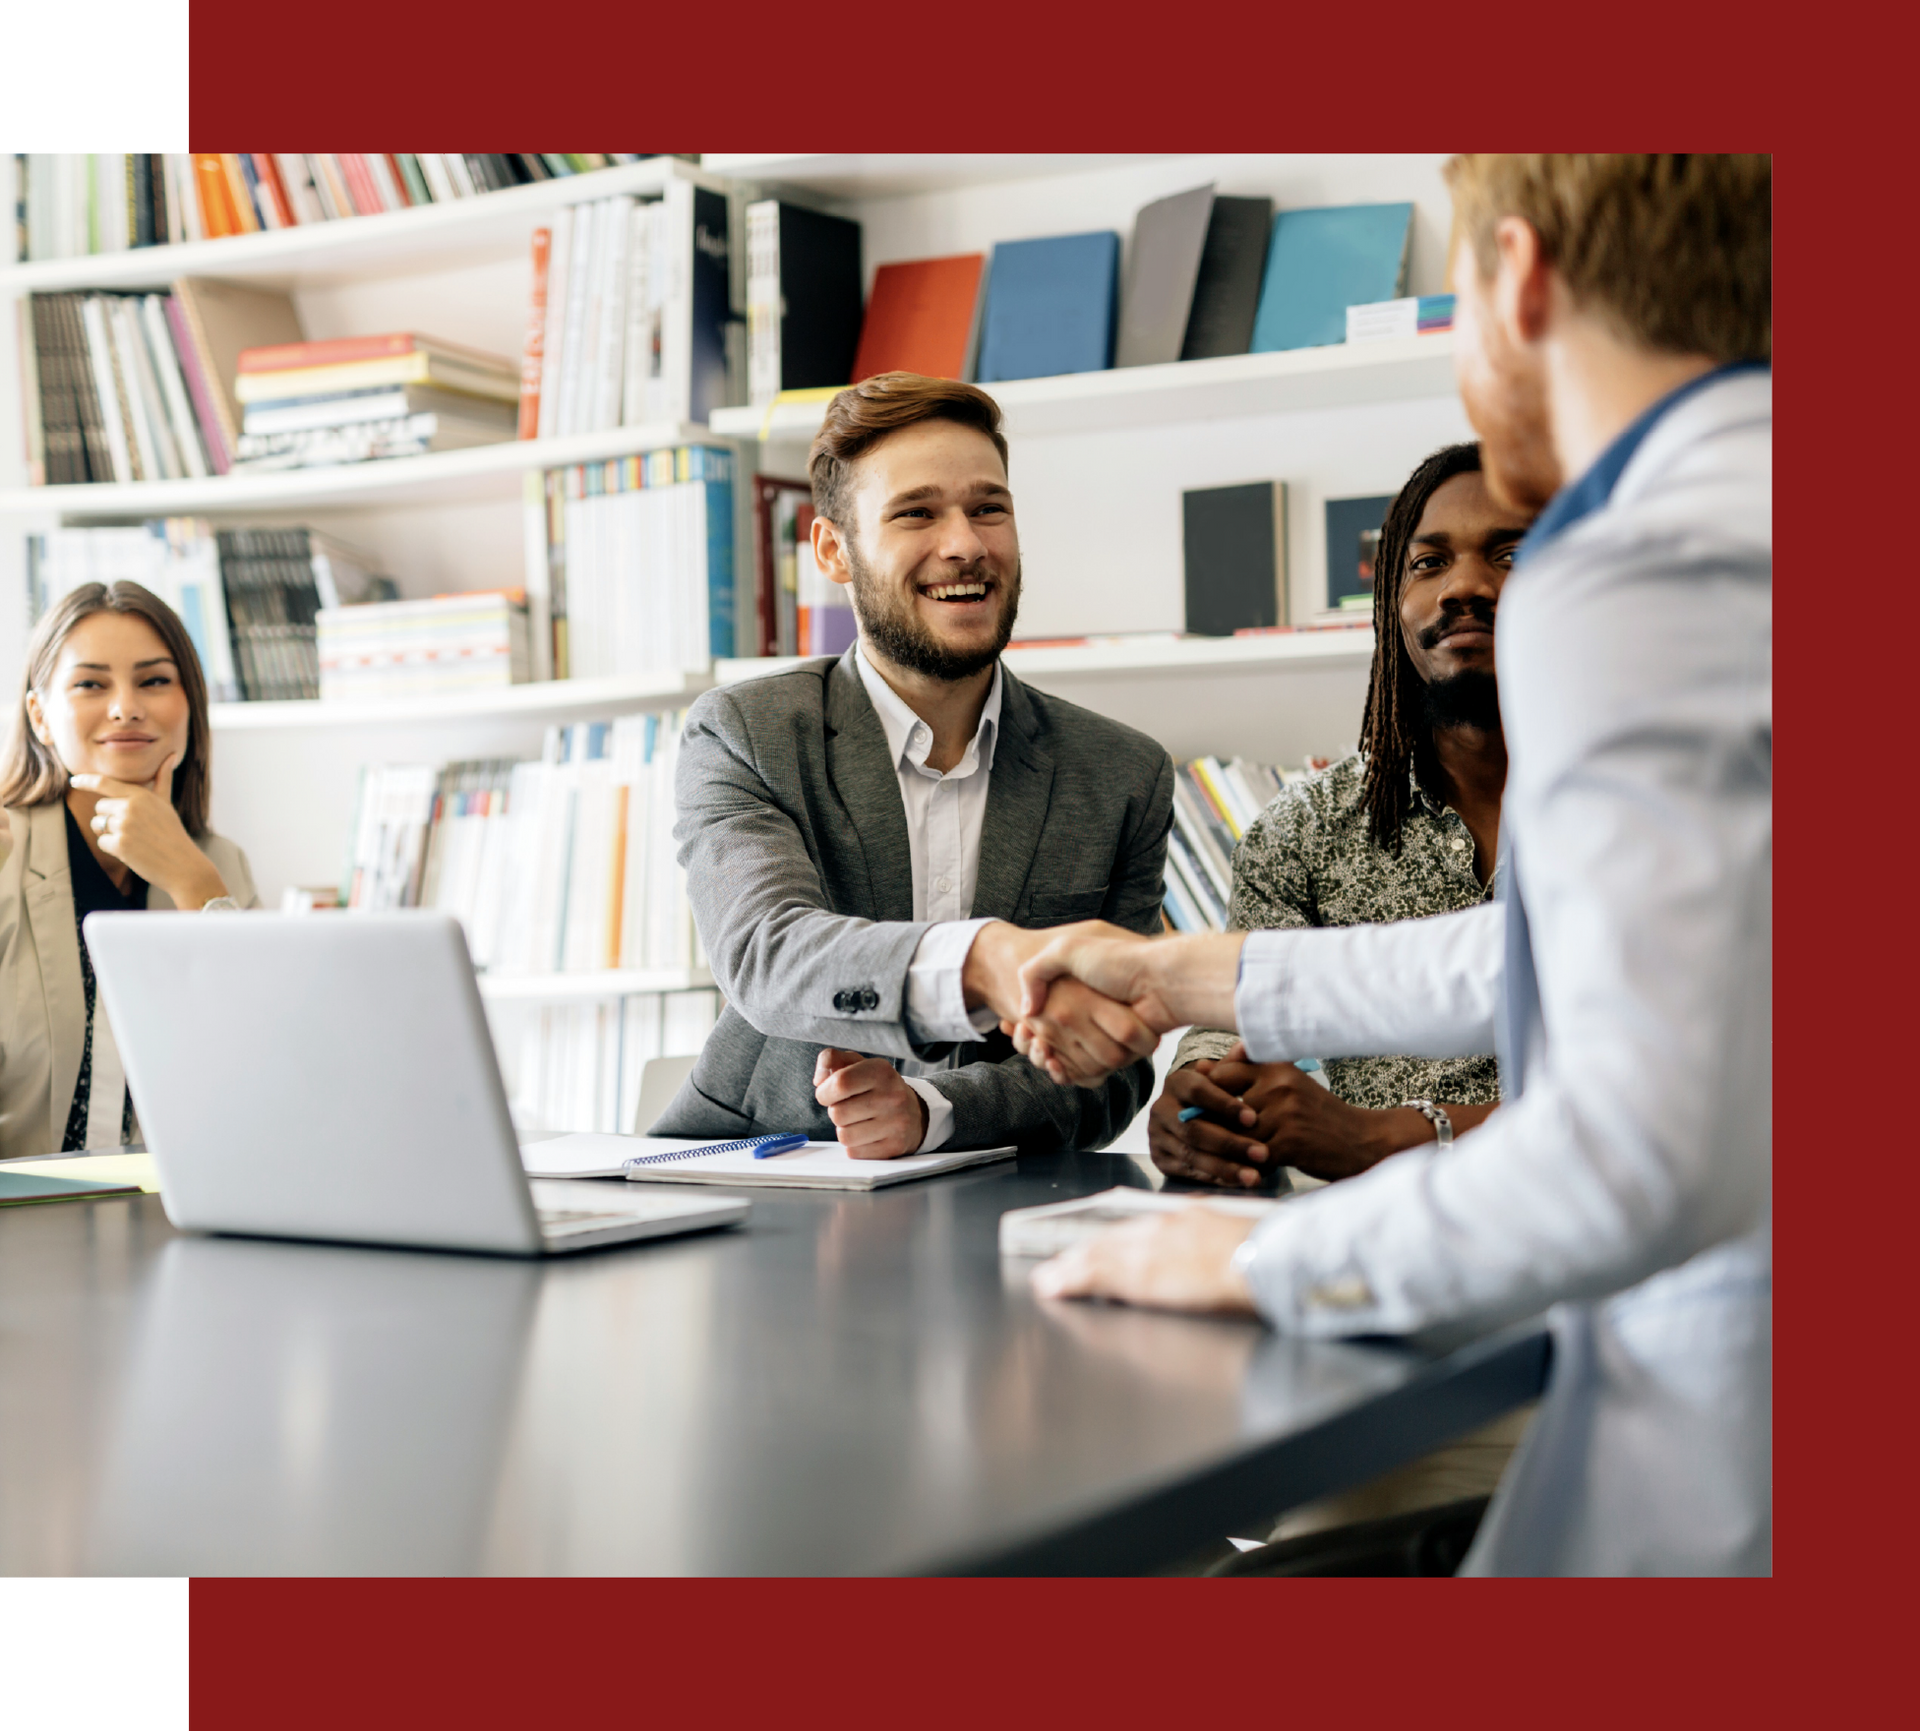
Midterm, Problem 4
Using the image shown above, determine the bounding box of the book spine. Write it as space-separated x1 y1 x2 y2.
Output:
57 294 107 481
117 295 180 479
79 297 135 483
394 153 432 208
143 296 209 480
518 226 551 441
272 155 321 226
163 292 233 475
131 155 154 248
588 198 634 433
189 155 234 239
554 199 599 438
222 155 262 233
251 153 296 228
17 296 45 486
415 154 458 205
367 153 410 212
536 205 573 441
305 156 346 222
337 154 384 218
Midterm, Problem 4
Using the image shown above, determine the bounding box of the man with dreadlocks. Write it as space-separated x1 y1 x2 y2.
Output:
1147 441 1532 1194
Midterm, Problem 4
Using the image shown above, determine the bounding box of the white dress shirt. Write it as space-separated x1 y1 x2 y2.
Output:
1228 369 1772 1574
854 645 1004 1151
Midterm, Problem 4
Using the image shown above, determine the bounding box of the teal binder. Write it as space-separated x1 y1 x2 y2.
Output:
1250 203 1414 353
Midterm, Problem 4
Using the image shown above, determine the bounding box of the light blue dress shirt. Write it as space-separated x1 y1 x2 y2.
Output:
1231 368 1772 1574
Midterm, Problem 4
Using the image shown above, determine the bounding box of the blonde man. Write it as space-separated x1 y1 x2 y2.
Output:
1017 156 1773 1576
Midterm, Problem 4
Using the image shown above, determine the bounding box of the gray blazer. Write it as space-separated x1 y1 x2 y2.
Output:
654 648 1174 1151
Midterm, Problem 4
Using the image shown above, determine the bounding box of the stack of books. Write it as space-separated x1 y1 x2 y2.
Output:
233 333 519 470
27 519 394 702
13 154 665 260
496 991 721 1137
22 287 230 484
515 180 734 435
540 446 736 679
1163 754 1332 933
341 715 702 980
317 592 530 702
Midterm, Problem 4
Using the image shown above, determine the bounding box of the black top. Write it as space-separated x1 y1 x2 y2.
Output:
61 803 145 1151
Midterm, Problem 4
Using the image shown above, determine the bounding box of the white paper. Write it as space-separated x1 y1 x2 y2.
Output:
522 1133 1016 1190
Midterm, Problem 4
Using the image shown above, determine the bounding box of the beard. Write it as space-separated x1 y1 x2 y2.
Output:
1456 306 1562 513
1422 667 1502 731
845 542 1022 683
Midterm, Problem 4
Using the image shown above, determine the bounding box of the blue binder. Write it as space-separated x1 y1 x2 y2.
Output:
975 231 1120 382
1250 203 1414 353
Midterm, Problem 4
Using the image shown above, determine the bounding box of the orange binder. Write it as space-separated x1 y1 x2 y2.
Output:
852 254 984 383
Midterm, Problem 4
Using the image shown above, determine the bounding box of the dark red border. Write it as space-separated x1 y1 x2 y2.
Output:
171 0 1895 1717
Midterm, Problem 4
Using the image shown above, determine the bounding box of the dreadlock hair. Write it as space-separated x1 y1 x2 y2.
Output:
1358 441 1486 854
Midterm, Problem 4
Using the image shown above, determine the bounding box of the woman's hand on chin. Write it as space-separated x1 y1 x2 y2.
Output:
69 754 228 910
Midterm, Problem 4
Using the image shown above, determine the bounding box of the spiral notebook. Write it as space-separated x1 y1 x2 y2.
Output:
521 1134 1016 1191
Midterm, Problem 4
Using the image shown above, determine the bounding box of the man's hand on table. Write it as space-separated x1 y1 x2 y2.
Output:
1152 1045 1463 1188
963 920 1159 1086
1031 1207 1259 1315
814 1048 929 1159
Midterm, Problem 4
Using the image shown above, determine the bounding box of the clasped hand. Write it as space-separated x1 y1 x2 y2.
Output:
68 754 228 910
964 921 1162 1087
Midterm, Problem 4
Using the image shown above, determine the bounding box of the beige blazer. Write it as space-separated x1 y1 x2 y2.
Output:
0 801 261 1163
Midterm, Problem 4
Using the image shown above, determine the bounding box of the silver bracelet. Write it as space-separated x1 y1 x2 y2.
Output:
1402 1099 1454 1146
199 895 241 913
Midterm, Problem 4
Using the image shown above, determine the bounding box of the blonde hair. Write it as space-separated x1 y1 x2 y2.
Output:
1 581 213 836
1445 154 1771 363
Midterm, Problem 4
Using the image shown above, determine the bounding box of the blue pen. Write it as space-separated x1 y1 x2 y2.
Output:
751 1133 810 1159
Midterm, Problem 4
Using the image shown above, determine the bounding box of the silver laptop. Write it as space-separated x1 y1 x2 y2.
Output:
82 910 748 1256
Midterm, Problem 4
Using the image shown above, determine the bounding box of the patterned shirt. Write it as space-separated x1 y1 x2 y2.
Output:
1174 753 1502 1110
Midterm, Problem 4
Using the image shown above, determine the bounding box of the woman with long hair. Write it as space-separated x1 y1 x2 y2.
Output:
0 580 260 1160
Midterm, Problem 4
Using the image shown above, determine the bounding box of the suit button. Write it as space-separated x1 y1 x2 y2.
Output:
833 990 854 1012
859 989 880 1011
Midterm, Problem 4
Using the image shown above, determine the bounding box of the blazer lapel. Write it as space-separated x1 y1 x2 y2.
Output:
824 649 915 922
971 668 1054 921
23 804 84 1142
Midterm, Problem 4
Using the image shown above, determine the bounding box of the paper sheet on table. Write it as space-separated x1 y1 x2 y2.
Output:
0 1151 161 1192
523 1134 1016 1190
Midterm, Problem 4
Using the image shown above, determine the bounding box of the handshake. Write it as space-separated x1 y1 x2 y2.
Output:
962 921 1248 1086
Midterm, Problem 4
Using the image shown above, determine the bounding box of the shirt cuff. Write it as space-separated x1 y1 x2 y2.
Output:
905 917 1002 1044
1234 928 1302 1064
1233 1202 1381 1331
901 1076 955 1153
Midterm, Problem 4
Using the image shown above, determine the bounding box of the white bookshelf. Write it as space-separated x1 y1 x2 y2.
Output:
713 337 1456 443
210 668 713 732
719 629 1374 687
0 422 716 519
4 153 1463 906
701 155 1181 200
476 967 714 1003
0 159 728 295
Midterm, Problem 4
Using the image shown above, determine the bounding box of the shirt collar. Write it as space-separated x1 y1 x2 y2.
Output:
854 642 1002 780
1519 358 1771 565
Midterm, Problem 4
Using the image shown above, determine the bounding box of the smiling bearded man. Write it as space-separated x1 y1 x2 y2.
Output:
652 372 1174 1159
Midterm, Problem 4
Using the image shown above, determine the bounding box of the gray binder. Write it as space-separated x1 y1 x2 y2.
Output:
1115 184 1216 369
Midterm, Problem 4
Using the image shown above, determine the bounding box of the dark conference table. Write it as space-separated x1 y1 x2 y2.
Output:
0 1152 1547 1576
